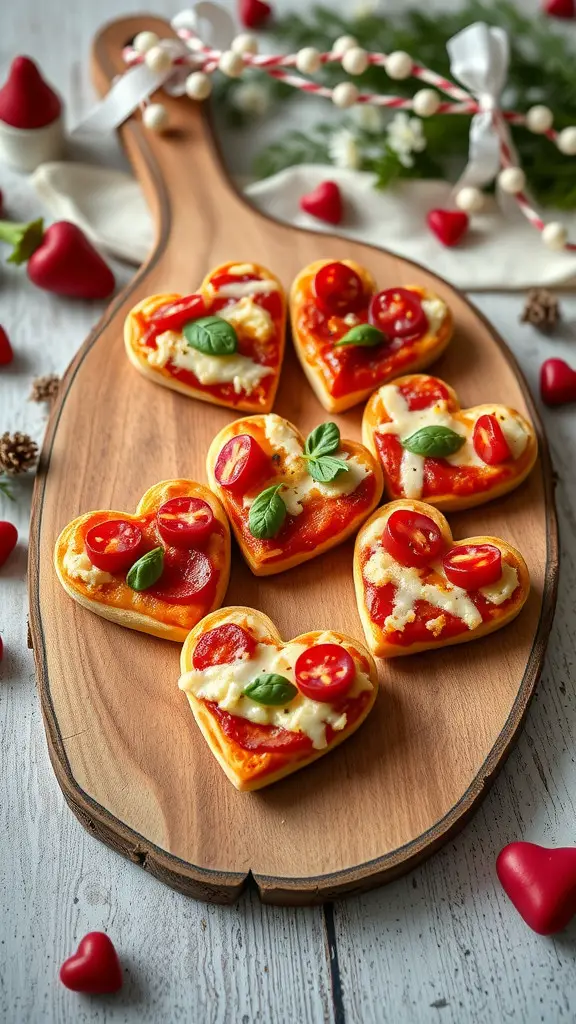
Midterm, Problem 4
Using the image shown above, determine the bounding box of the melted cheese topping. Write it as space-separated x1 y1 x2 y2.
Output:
260 415 371 515
179 636 373 749
376 385 529 498
63 549 113 589
227 264 257 276
363 543 519 635
209 280 279 299
218 296 274 343
420 296 447 334
147 331 273 395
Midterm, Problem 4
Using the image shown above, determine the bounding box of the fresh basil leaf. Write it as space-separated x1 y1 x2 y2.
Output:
243 673 298 706
307 456 350 483
183 316 237 356
401 425 466 458
126 546 164 591
334 324 386 348
304 422 340 458
248 484 287 539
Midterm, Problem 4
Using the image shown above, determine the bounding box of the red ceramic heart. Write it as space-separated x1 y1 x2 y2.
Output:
540 358 576 406
0 326 13 366
300 181 343 225
59 932 123 993
497 842 576 934
544 0 575 18
239 0 272 29
0 521 18 567
427 209 469 247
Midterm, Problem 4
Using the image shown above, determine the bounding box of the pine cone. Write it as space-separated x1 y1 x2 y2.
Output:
521 289 560 330
29 374 60 404
0 432 38 476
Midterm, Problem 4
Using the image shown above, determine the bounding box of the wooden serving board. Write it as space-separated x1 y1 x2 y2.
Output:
29 15 558 905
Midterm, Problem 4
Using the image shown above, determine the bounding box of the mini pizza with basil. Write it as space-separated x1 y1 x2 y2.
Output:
362 374 538 510
290 259 453 413
124 261 286 412
178 607 378 790
54 480 231 641
354 500 530 658
206 413 383 575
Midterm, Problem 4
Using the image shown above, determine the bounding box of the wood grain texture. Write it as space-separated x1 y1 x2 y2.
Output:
26 15 558 906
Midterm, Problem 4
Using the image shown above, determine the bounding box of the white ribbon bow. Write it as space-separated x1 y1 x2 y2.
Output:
447 22 510 191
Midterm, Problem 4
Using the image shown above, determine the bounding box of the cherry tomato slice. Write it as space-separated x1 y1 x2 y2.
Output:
214 434 269 493
443 543 502 591
85 519 143 574
148 549 215 605
383 510 444 568
295 644 355 703
157 497 215 549
368 288 428 339
193 623 256 669
473 414 511 466
149 294 208 333
313 262 365 316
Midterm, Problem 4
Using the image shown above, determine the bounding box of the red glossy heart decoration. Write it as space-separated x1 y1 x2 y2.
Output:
239 0 272 29
0 326 13 366
497 842 576 934
544 0 575 18
426 209 469 247
540 358 576 406
300 181 343 225
0 522 18 567
59 932 123 993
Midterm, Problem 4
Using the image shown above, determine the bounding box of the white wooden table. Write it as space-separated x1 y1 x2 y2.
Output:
2 1 576 1021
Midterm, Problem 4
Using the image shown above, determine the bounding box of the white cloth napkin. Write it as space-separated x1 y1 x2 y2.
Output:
31 161 576 289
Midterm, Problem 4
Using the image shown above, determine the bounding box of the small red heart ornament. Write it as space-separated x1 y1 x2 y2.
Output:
0 522 18 567
497 842 576 934
300 181 343 225
540 358 576 406
543 0 575 18
59 932 123 994
239 0 272 29
0 326 13 366
426 209 469 247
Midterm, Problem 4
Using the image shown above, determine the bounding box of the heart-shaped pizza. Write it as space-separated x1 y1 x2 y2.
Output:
363 374 538 510
290 259 453 412
354 500 530 657
179 607 378 790
206 413 383 575
54 480 230 641
124 261 286 412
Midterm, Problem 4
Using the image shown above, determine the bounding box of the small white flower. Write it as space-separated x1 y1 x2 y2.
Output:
386 111 426 168
352 104 383 134
232 82 270 117
328 127 361 170
354 0 381 15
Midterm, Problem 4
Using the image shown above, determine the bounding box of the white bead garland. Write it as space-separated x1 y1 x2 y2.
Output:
296 47 321 75
332 82 359 109
332 35 358 57
526 105 553 134
218 50 245 78
412 89 441 117
455 186 485 214
557 126 576 156
144 45 173 74
133 31 159 55
498 167 526 195
342 47 369 76
385 51 413 80
185 72 212 101
231 33 259 56
142 103 169 133
542 221 568 250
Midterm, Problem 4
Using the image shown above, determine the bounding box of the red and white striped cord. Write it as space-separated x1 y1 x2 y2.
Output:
123 35 575 252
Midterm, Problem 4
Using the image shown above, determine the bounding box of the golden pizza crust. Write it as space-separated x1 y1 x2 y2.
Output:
290 260 454 413
54 480 231 642
206 414 383 576
179 607 379 790
362 375 538 511
353 499 531 658
124 262 286 413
